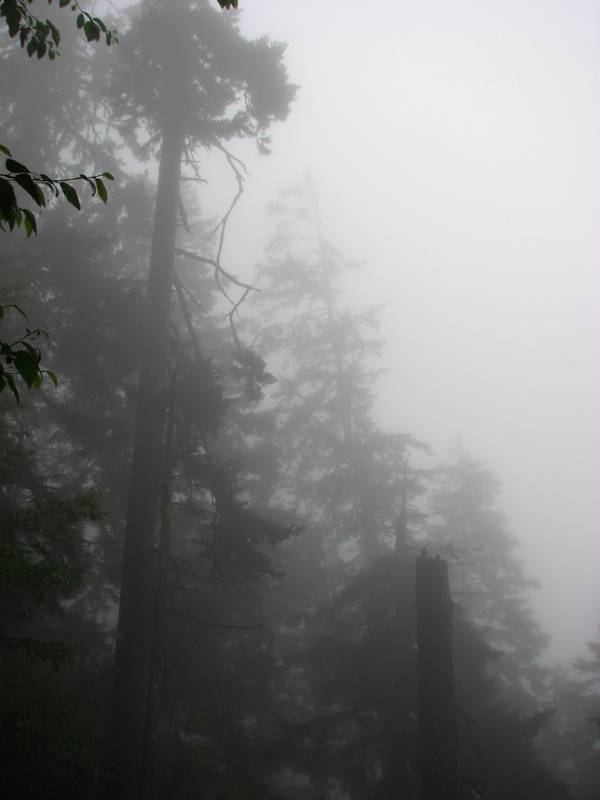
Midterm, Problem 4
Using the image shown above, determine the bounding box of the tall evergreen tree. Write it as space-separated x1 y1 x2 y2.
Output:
244 178 428 797
103 3 295 795
249 177 422 563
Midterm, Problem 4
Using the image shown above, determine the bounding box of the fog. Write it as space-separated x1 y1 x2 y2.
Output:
1 1 598 796
200 0 600 663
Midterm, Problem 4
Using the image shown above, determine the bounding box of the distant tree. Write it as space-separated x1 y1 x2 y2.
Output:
423 443 572 799
0 408 105 799
244 177 429 796
296 524 420 799
249 176 424 563
538 634 600 800
425 441 550 708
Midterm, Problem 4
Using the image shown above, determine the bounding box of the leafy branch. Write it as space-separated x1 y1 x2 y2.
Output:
0 1 118 404
0 0 118 61
0 145 114 237
0 304 57 403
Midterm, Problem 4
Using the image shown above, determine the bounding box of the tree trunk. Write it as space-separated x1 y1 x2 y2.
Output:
104 109 185 800
416 551 461 800
138 372 177 799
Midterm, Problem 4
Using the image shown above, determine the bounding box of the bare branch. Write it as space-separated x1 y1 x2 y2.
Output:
174 248 255 294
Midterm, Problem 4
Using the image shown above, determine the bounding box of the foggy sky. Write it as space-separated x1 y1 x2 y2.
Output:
185 0 599 662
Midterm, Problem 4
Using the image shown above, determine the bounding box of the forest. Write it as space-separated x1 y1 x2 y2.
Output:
0 1 598 798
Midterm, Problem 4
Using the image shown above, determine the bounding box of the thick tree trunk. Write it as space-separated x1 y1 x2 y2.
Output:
416 552 461 800
104 111 185 800
138 374 177 799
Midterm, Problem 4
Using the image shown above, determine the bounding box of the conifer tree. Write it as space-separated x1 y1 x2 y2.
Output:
425 441 550 707
103 3 295 795
249 177 422 563
245 178 427 796
538 634 600 800
423 443 572 799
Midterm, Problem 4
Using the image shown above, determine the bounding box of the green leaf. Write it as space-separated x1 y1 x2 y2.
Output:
40 174 60 197
0 145 12 157
50 22 60 47
13 351 40 388
79 174 97 197
0 305 25 323
83 20 100 42
12 304 29 319
26 38 37 58
101 172 115 181
5 158 31 174
76 13 85 29
0 178 17 221
95 177 108 203
59 0 70 7
59 182 81 210
22 209 37 238
4 373 20 403
10 207 22 230
14 173 46 207
46 370 59 388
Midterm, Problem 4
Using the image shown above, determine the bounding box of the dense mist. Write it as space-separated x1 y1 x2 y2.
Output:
0 1 597 798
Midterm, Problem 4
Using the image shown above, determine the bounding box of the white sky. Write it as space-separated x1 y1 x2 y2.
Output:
195 0 600 663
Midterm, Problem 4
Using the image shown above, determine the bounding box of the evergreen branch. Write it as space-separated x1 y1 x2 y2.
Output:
457 705 524 800
164 607 262 630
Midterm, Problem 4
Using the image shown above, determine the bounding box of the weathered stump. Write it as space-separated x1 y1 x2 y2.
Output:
416 551 460 800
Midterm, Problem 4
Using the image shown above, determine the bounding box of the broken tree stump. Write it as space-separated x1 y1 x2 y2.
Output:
416 551 460 800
